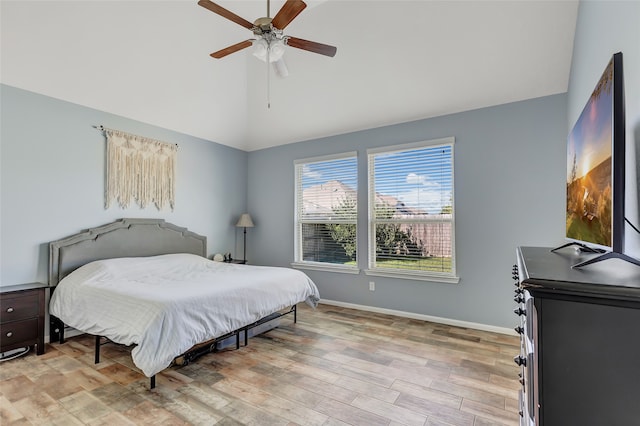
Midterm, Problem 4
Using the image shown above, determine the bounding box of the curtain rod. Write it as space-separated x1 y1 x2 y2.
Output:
93 125 178 148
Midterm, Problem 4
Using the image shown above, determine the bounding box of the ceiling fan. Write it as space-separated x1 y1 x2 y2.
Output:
197 0 337 64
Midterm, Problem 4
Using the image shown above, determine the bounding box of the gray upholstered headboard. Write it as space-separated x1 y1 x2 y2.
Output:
49 218 207 286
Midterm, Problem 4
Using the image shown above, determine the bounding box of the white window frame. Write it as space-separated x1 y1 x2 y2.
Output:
292 151 359 274
365 138 459 283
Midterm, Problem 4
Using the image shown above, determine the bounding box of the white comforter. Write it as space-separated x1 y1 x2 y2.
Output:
49 253 320 377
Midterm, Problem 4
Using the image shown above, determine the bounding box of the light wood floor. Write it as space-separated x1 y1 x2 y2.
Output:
0 304 520 425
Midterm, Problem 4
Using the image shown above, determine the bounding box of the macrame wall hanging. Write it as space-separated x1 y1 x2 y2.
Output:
99 126 177 211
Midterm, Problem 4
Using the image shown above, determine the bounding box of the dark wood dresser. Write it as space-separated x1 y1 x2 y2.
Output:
513 247 640 425
0 282 47 356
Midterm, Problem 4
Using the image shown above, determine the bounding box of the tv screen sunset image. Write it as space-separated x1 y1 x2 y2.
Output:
566 60 614 248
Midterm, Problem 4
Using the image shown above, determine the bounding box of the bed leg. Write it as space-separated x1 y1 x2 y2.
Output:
236 331 240 350
244 328 248 346
294 305 297 323
95 336 101 364
150 375 156 389
50 316 65 344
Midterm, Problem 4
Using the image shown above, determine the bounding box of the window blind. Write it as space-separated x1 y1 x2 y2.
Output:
294 153 358 266
368 138 455 277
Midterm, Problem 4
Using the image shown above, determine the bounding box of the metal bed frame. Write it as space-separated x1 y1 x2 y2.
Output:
92 305 297 389
48 218 305 389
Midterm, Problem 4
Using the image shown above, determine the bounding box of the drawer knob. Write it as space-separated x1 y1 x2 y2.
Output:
6 307 14 313
514 307 526 316
6 331 13 338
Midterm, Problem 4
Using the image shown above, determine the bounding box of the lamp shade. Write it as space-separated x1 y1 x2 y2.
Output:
236 213 254 228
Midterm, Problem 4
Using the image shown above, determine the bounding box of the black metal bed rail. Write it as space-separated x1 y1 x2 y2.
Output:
91 305 298 389
240 305 297 345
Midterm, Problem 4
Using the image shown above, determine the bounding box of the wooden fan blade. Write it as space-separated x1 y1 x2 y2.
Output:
287 37 337 57
271 0 307 30
210 40 253 59
198 0 253 30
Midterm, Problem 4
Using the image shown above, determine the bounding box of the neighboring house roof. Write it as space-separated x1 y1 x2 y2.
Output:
302 180 356 218
302 180 452 256
303 180 426 217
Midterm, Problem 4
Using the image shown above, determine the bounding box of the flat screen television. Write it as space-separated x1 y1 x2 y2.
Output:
554 52 638 267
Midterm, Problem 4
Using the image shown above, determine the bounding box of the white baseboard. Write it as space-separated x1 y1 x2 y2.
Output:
319 299 516 336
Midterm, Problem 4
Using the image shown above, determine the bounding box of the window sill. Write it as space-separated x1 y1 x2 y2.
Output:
291 262 360 275
364 268 460 284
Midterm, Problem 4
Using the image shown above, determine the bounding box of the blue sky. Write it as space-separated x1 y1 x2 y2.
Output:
301 144 453 215
374 145 453 214
301 157 357 189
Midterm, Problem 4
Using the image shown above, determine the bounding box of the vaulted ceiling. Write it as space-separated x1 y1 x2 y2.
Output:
1 0 578 151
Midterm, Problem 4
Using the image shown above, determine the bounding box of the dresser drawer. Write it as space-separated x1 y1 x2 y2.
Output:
0 293 39 323
0 318 39 349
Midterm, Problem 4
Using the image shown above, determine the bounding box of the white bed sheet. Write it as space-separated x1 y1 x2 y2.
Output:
49 253 320 377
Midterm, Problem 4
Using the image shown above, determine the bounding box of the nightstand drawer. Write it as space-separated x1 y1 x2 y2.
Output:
0 283 47 356
0 318 38 348
0 293 39 322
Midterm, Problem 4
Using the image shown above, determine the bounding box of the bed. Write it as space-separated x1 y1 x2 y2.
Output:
48 218 319 388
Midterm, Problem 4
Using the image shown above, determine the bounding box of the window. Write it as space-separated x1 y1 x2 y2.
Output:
367 138 457 282
293 152 358 273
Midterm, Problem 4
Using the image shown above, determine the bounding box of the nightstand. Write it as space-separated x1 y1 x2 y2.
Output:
0 282 47 356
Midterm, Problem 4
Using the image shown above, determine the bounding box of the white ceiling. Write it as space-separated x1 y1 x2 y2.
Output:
1 0 578 151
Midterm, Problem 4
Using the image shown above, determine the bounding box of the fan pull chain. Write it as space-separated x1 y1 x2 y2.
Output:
266 0 272 107
267 46 271 109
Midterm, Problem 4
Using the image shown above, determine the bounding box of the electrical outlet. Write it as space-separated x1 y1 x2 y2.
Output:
369 281 375 291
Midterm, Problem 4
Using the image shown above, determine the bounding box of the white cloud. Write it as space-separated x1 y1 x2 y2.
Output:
405 173 440 188
406 173 426 185
302 165 322 180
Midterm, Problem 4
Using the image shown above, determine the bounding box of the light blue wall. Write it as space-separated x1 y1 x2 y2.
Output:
568 0 640 257
0 84 248 286
247 94 568 328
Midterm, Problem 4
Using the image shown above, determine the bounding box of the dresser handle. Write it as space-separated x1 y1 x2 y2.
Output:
6 307 14 313
6 332 13 338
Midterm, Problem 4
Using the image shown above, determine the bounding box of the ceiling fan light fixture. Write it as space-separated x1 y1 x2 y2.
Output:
252 38 268 61
269 39 285 61
273 58 289 77
252 38 285 63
